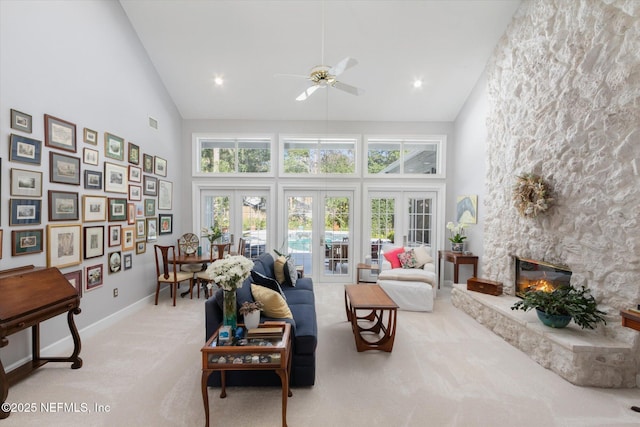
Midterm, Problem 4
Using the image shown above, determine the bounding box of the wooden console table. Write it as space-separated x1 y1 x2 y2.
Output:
0 265 82 419
438 250 478 288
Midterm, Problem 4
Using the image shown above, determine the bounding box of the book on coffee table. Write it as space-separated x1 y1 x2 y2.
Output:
247 327 283 339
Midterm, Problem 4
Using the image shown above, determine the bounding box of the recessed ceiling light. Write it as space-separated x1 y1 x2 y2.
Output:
214 77 224 86
413 79 423 89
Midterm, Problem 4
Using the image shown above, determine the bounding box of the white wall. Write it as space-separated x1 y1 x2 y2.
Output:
449 71 490 283
0 0 183 366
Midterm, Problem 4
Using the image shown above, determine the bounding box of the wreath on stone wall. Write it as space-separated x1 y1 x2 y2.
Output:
513 173 553 218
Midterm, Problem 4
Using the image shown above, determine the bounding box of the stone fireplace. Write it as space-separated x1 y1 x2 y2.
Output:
514 257 572 298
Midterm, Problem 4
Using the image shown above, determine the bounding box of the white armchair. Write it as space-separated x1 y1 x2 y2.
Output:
377 245 437 312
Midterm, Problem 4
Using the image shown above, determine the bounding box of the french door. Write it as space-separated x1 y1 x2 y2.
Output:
201 189 269 259
283 190 353 283
367 191 436 264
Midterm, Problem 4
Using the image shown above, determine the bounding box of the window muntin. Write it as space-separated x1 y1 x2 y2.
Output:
367 138 441 175
281 137 357 175
196 137 271 174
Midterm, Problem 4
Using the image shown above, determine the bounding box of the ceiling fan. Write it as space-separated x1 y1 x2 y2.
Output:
279 57 364 101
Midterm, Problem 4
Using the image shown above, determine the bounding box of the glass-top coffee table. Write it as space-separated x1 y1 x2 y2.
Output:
201 322 292 427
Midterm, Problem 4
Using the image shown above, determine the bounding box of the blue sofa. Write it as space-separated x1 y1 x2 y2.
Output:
204 252 317 387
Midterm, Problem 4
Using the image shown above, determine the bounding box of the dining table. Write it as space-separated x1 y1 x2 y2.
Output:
171 244 232 297
169 253 214 298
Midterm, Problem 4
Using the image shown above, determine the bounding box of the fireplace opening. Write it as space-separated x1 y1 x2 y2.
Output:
514 257 572 298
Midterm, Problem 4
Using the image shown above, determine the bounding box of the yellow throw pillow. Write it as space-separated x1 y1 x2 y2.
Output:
251 284 293 319
274 255 287 284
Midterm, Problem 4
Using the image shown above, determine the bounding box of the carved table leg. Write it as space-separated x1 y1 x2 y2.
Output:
201 371 210 427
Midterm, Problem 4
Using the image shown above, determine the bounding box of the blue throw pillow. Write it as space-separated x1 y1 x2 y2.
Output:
250 270 286 300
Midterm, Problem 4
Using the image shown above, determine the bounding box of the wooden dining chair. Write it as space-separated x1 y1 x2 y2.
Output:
154 244 194 306
230 237 247 257
194 250 218 299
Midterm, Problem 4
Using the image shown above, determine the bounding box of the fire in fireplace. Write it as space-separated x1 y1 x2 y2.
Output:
514 257 572 297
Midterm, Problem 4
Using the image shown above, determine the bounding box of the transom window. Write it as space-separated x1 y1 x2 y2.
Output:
366 137 444 176
280 136 358 176
193 135 272 175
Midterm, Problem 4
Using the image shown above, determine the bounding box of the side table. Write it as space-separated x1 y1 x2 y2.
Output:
438 250 478 288
356 263 379 283
201 322 292 427
620 309 640 412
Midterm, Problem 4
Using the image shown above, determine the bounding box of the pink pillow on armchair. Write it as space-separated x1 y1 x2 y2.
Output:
383 247 404 269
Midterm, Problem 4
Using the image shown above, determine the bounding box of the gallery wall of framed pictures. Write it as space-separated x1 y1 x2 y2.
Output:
3 107 175 295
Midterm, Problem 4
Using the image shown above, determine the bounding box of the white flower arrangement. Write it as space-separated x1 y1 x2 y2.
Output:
446 221 468 243
513 174 553 218
205 255 254 292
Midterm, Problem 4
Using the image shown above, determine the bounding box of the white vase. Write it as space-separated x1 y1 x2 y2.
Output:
244 310 260 330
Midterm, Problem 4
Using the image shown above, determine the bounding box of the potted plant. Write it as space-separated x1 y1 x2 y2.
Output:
511 285 606 329
446 221 468 252
239 300 264 330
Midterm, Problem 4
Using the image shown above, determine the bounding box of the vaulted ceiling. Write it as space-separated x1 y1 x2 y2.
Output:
119 0 521 122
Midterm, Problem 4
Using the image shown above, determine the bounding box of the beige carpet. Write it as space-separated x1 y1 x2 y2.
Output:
3 284 640 427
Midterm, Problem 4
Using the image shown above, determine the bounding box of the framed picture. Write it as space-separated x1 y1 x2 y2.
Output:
104 132 124 161
128 165 141 183
84 169 103 190
11 228 43 256
143 153 154 173
10 199 41 225
129 185 142 201
108 251 122 274
136 241 146 254
143 175 157 196
135 219 146 239
127 203 136 225
11 109 32 133
108 198 128 221
63 270 83 298
108 225 121 247
46 224 82 268
146 218 158 242
82 195 107 222
45 114 76 152
10 134 41 165
83 225 104 259
123 253 133 270
122 226 135 251
50 152 81 185
144 198 156 217
83 147 99 165
83 128 98 145
158 180 173 210
85 264 103 291
159 214 173 235
104 162 128 193
135 202 145 218
49 190 79 221
128 142 140 164
11 168 42 197
456 195 478 224
154 156 167 176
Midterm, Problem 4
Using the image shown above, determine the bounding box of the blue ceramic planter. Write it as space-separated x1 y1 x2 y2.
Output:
536 308 572 328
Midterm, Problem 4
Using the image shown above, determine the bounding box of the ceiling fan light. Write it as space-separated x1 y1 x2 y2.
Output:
413 79 423 89
214 77 224 86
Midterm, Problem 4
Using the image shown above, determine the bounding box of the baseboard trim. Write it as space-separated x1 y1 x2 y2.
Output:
3 293 156 373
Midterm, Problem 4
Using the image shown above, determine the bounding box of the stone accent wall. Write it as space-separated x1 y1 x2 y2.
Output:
483 0 640 343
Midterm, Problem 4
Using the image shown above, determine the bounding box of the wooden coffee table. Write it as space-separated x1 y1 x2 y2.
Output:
344 284 398 352
201 322 292 427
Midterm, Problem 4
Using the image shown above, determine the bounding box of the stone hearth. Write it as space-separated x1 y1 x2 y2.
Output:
451 284 636 388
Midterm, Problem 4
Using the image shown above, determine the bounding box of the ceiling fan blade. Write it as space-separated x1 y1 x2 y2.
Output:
329 57 358 76
296 84 320 101
332 81 364 96
274 73 310 80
